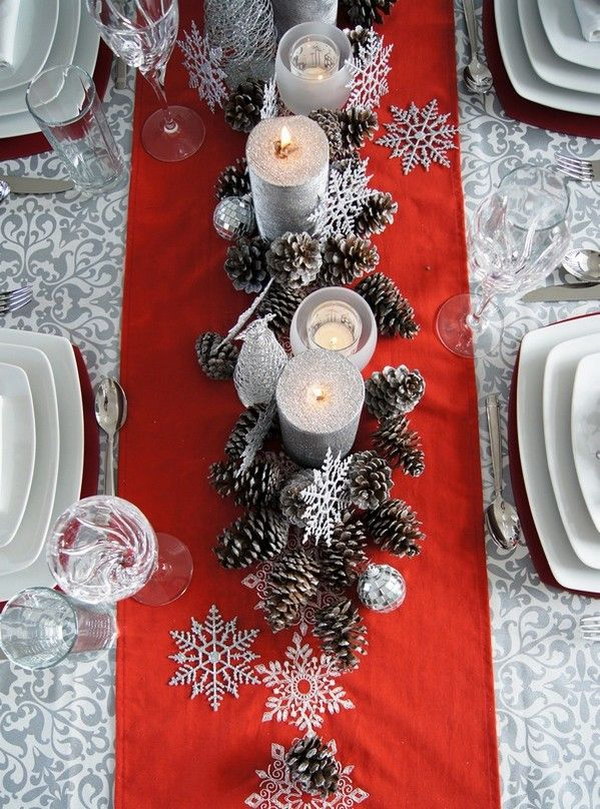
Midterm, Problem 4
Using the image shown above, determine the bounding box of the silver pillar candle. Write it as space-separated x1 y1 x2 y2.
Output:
272 0 338 37
246 115 329 241
276 349 365 468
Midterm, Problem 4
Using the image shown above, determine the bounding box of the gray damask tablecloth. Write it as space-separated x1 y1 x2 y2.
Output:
1 2 600 807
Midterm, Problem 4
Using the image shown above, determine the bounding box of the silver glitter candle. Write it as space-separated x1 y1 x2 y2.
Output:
246 115 329 241
272 0 338 37
275 349 365 468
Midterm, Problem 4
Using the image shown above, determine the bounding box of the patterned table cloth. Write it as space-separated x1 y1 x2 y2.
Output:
1 3 599 807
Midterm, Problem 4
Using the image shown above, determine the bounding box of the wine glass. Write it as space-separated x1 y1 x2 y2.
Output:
46 495 193 606
435 166 570 358
86 0 205 162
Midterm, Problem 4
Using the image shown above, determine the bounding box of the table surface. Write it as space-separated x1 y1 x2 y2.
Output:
1 3 600 807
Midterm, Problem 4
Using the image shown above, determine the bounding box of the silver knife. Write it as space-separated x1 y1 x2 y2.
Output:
522 283 600 303
2 175 74 194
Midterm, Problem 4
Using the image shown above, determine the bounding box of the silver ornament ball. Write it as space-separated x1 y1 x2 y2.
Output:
357 563 406 612
213 196 256 240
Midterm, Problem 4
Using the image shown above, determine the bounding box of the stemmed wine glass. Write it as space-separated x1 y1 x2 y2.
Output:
86 0 205 162
435 165 570 358
46 495 193 606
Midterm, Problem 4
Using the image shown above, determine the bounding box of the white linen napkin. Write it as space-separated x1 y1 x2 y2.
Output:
0 0 21 72
574 0 600 43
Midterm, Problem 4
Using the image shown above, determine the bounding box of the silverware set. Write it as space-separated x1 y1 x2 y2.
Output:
0 285 33 316
581 616 600 642
523 249 600 302
462 0 493 96
555 153 600 182
94 378 128 497
484 394 521 551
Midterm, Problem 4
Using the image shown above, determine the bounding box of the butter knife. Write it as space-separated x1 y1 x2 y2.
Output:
522 283 600 303
2 175 74 194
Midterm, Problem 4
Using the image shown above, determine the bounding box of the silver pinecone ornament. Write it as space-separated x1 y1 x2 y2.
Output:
357 563 406 612
234 315 287 407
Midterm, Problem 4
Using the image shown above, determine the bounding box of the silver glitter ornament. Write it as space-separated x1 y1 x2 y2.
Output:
357 563 406 612
234 316 288 407
213 196 256 240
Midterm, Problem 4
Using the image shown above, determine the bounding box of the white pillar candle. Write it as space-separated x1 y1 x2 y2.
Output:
246 115 329 241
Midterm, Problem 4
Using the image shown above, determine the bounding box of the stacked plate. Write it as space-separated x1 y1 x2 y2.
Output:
0 329 84 601
0 0 99 140
496 0 600 116
517 315 600 593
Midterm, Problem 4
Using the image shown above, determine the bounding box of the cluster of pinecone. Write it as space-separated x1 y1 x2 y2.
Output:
309 107 378 161
285 735 341 797
341 0 397 28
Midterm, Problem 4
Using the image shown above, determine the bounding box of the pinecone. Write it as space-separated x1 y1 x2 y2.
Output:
355 272 420 338
355 191 398 237
347 450 392 509
285 735 340 798
309 109 345 161
373 415 425 477
337 107 378 152
256 283 307 337
365 498 425 557
279 469 314 526
215 509 288 568
225 404 274 461
224 236 269 294
319 514 368 591
215 158 251 200
195 331 239 381
318 235 379 286
345 25 370 58
264 546 319 632
365 365 425 420
341 0 397 28
314 598 367 671
224 79 264 132
209 453 283 509
266 232 322 290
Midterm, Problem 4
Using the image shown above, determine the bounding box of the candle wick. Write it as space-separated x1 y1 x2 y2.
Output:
274 139 297 159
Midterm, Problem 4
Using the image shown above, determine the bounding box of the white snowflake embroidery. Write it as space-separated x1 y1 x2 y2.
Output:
245 741 369 808
309 158 373 240
257 631 354 733
168 604 260 710
300 449 352 546
345 29 392 111
261 77 280 120
376 99 459 175
178 21 228 113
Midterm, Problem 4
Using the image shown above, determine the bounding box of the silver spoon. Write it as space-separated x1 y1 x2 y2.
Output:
562 248 600 282
485 394 521 550
462 0 493 95
0 181 9 204
94 378 127 497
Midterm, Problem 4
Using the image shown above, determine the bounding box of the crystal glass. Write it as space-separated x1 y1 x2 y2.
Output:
26 65 124 193
0 587 116 670
85 0 204 162
436 166 570 357
46 495 193 606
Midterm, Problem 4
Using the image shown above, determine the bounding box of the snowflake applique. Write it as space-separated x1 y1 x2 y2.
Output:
257 630 354 733
300 449 352 546
178 21 228 113
376 99 459 175
245 741 369 808
168 604 260 710
261 77 280 120
309 158 373 240
346 29 393 111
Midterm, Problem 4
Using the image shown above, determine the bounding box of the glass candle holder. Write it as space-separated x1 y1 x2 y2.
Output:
307 300 362 354
275 22 352 115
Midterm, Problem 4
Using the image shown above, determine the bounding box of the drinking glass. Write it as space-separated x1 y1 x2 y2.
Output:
85 0 205 162
26 65 124 193
436 166 570 358
46 495 193 606
0 587 116 670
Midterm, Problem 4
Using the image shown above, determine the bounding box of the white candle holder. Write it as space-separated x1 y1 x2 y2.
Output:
271 0 338 38
275 22 352 116
307 300 362 354
290 287 378 371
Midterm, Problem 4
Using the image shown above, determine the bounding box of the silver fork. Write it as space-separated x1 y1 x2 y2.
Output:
0 285 33 315
581 615 600 641
555 153 600 182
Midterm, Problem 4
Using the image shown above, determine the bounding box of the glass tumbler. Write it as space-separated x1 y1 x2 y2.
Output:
26 65 124 193
0 587 115 671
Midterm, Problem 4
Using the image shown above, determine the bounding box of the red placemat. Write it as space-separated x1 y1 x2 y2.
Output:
115 1 501 807
482 0 600 138
0 42 114 163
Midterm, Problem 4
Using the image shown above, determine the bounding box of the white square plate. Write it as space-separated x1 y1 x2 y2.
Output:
0 0 59 92
538 0 600 71
571 352 600 535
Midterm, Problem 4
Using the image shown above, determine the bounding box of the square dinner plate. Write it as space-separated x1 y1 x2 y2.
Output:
0 0 59 92
0 362 36 548
571 352 600 535
538 0 600 71
518 315 600 592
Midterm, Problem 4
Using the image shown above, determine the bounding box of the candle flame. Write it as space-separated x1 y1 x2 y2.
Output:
280 125 292 149
311 385 327 403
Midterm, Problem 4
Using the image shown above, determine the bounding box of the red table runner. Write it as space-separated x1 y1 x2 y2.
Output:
116 2 501 806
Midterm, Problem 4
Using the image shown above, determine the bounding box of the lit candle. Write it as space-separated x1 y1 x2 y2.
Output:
276 349 365 468
246 115 329 241
307 300 362 355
